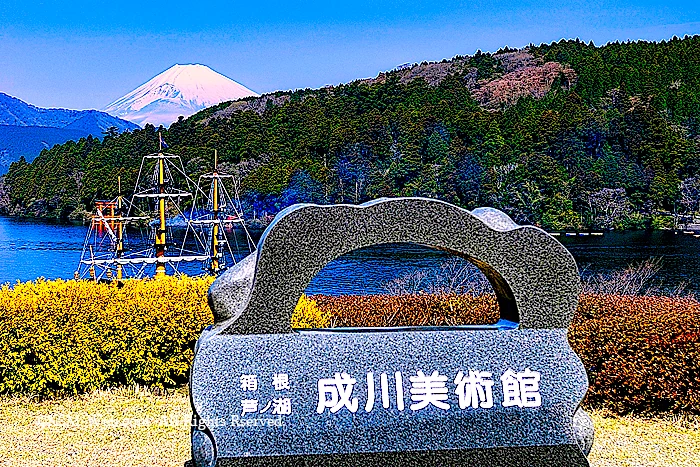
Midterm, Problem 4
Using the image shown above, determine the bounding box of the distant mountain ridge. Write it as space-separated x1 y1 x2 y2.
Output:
0 92 138 174
103 64 259 128
0 93 138 130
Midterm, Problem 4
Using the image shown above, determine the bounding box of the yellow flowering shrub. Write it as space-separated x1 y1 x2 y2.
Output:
0 279 327 396
291 294 331 329
0 277 214 396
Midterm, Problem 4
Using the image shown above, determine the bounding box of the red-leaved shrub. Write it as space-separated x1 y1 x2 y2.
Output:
570 294 700 413
311 294 499 328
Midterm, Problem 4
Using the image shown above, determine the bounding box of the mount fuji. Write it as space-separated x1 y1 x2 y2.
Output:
103 64 258 128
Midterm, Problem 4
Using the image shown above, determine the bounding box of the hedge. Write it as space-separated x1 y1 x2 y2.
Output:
309 294 498 328
0 277 327 397
1 278 698 414
571 294 700 413
0 277 214 396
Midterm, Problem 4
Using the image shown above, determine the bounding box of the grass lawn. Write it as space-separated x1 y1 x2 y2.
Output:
1 386 698 467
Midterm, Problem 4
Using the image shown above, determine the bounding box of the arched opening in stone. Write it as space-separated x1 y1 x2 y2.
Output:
296 242 504 330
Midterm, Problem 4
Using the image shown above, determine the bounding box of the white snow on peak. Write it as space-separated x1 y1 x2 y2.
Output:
102 64 258 128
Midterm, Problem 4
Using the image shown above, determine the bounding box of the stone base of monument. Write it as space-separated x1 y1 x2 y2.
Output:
187 198 595 467
185 408 593 466
188 447 588 466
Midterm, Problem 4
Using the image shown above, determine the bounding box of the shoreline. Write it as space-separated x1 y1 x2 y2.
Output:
0 213 686 233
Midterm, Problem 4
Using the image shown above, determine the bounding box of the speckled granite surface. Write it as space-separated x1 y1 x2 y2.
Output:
208 198 580 333
191 198 592 466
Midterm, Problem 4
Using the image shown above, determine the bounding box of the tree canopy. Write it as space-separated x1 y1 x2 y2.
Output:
3 36 700 230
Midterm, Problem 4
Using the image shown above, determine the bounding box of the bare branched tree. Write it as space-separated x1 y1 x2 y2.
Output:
429 258 493 296
384 258 492 296
587 187 631 229
387 256 692 299
680 177 700 220
384 269 429 295
581 257 692 297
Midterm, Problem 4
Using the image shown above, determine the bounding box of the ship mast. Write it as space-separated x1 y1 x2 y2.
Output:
117 176 124 280
76 180 151 282
126 135 210 277
183 149 255 275
78 140 255 281
211 149 220 272
155 132 167 277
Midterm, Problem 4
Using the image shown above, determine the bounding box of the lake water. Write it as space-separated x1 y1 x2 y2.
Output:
1 216 699 296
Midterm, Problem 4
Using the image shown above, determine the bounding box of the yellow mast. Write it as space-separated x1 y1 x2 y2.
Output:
211 150 220 272
89 246 96 281
155 133 166 277
116 176 124 280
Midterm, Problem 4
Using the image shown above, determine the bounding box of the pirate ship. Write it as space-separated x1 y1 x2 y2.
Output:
76 137 253 281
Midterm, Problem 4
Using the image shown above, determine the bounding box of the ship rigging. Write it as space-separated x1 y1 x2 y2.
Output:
76 138 254 281
185 149 255 274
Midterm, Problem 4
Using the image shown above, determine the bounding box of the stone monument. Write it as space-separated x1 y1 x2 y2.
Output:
189 197 594 466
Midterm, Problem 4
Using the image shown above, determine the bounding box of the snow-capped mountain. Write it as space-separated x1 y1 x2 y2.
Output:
102 64 258 128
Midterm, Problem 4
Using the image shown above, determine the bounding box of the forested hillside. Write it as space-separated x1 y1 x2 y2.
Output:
2 36 700 230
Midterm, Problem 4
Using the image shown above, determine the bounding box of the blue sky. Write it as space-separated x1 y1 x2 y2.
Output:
1 0 699 110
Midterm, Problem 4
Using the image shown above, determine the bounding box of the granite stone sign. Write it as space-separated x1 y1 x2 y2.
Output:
189 197 594 466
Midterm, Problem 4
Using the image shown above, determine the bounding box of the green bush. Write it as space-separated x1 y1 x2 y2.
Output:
651 215 675 229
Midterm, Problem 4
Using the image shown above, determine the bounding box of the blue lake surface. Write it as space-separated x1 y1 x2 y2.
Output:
1 216 699 295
